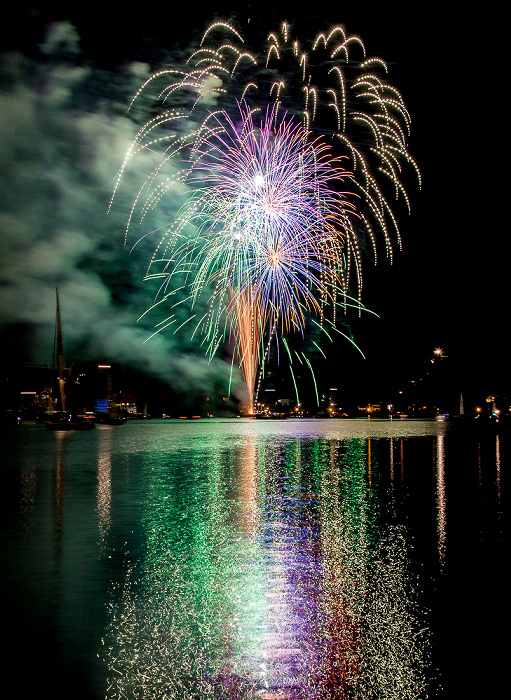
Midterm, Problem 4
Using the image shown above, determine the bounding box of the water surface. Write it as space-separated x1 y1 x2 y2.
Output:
2 418 506 698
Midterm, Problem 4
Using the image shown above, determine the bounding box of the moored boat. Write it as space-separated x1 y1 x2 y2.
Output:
46 411 96 430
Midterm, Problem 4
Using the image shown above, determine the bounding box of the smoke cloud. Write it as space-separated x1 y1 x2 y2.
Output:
0 21 236 397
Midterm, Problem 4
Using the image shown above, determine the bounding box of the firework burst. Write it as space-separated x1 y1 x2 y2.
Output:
114 19 419 413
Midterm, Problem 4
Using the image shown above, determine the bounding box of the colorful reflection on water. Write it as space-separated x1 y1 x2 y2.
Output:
101 426 432 699
3 418 506 699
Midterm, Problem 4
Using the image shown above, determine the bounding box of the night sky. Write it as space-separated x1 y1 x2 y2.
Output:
1 2 506 414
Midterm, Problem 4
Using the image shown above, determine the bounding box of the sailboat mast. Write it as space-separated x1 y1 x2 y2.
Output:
55 288 67 412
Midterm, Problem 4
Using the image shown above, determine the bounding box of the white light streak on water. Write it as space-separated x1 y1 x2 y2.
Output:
436 434 447 570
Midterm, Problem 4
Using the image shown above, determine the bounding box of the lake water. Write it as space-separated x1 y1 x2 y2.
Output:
2 418 506 698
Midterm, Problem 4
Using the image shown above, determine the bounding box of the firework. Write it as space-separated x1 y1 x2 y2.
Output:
114 20 419 413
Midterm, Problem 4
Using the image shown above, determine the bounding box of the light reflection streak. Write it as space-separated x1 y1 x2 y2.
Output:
55 430 67 559
319 440 366 695
367 437 372 488
435 434 447 569
97 427 113 554
234 434 258 536
19 458 36 533
400 437 405 490
477 441 483 541
102 433 429 698
389 436 395 491
495 435 502 534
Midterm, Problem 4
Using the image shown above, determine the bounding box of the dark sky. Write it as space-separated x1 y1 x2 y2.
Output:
1 2 506 411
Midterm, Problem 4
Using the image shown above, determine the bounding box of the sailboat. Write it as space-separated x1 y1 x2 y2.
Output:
46 289 95 430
